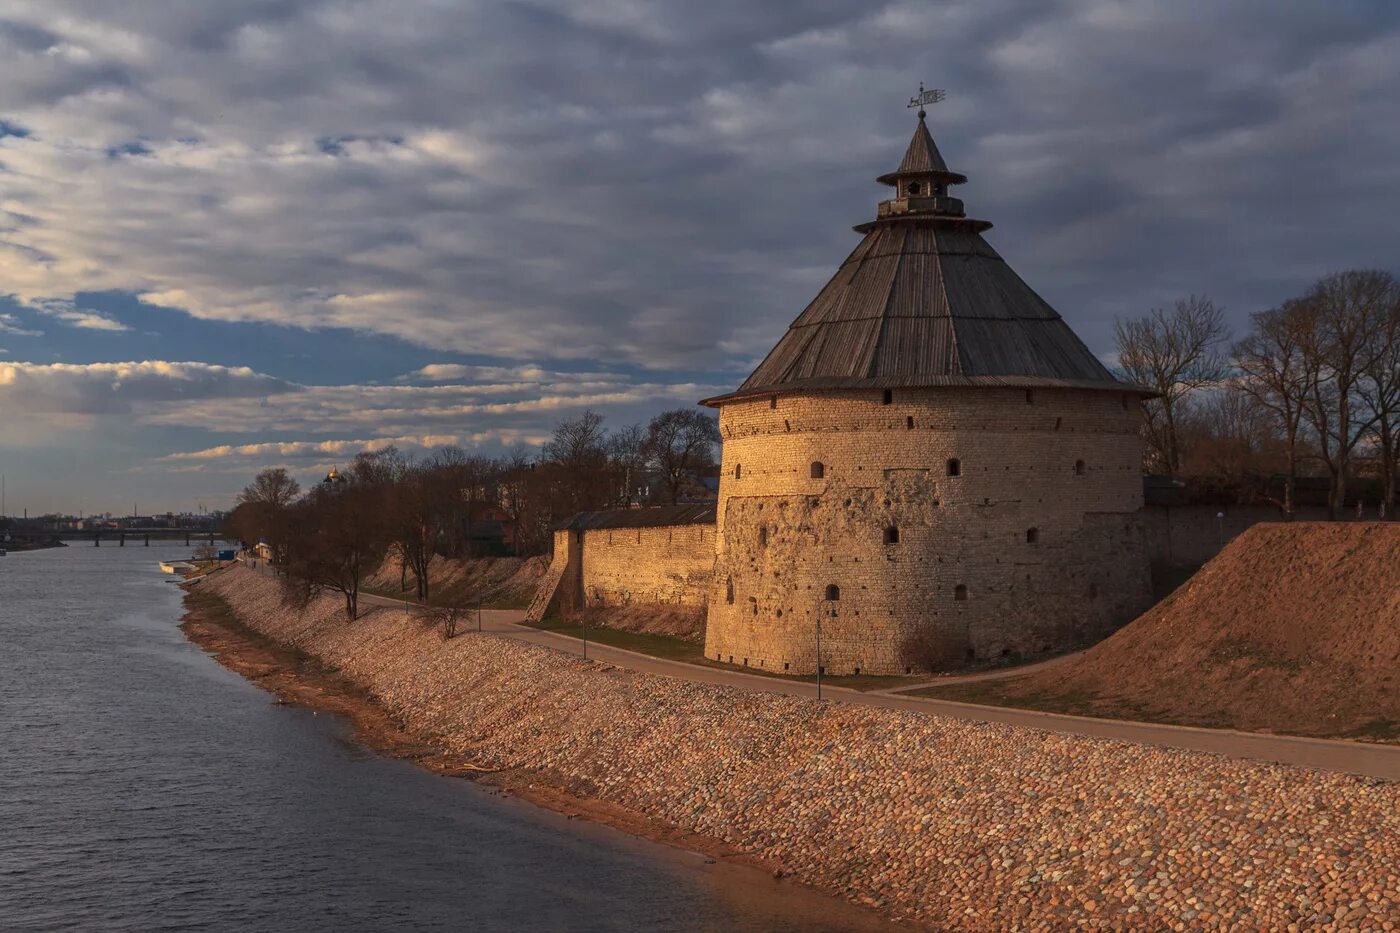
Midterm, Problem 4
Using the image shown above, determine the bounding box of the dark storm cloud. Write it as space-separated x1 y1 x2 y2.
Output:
1 0 1398 370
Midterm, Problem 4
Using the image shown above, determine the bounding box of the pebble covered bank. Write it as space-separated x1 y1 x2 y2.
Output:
203 566 1400 931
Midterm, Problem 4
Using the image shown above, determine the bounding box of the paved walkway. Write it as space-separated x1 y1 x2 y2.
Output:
233 565 1400 781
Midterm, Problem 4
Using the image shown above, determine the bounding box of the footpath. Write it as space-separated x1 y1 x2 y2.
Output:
332 568 1400 782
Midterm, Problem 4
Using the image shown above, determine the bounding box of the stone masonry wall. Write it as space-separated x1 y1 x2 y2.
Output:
578 524 713 609
542 524 714 620
706 386 1154 675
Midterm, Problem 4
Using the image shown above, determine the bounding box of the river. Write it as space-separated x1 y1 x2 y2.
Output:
0 545 897 931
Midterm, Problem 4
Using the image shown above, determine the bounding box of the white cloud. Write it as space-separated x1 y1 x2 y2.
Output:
22 297 129 331
0 360 295 413
0 312 42 337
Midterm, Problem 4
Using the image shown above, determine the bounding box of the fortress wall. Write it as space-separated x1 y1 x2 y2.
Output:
706 386 1154 675
576 523 714 610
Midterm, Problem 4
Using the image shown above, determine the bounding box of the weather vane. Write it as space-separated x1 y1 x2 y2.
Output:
908 82 946 117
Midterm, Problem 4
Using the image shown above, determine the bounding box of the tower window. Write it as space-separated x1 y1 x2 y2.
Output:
824 584 840 601
946 458 961 477
810 461 825 479
907 181 921 196
735 463 742 479
1025 389 1035 405
882 389 893 405
770 395 778 409
758 526 768 548
1026 528 1039 544
906 416 914 430
1075 460 1086 476
725 577 734 604
884 526 900 545
954 584 968 601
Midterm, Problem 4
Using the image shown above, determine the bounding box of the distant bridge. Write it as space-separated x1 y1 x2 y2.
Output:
44 529 233 547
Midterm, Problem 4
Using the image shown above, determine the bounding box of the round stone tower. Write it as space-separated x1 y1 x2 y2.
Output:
701 110 1154 676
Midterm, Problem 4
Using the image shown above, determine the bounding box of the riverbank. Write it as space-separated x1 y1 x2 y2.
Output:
179 585 800 879
193 564 1400 930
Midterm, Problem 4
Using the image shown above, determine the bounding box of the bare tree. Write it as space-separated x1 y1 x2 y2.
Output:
1114 295 1231 476
280 480 389 620
543 410 614 517
1295 271 1393 518
1233 302 1312 515
423 601 465 639
229 467 301 565
608 423 651 506
383 460 438 600
1357 283 1400 516
645 408 721 505
543 409 608 468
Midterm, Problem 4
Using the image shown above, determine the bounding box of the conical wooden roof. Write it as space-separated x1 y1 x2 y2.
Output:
876 115 966 185
703 117 1129 406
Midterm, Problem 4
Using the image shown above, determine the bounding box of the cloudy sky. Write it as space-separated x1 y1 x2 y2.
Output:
1 1 1398 515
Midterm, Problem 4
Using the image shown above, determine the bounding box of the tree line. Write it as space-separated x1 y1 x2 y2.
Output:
1115 269 1400 517
224 407 720 618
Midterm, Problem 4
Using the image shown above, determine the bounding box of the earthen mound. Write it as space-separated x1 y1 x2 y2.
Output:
1003 522 1400 737
367 554 548 608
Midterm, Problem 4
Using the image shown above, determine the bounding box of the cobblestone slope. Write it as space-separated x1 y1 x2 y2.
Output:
204 566 1400 931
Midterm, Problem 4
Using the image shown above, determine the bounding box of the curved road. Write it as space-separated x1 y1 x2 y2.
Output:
337 588 1400 782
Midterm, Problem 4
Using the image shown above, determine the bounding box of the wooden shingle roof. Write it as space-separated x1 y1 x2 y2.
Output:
703 116 1134 406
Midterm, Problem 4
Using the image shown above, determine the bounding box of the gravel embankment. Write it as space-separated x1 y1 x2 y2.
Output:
203 566 1400 931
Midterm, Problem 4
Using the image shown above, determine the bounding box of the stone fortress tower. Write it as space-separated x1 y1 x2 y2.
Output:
701 107 1154 676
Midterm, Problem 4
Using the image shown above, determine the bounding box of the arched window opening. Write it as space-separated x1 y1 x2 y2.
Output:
884 526 900 545
824 584 840 601
954 584 968 601
882 389 893 405
946 458 961 477
906 415 915 430
907 181 921 196
810 461 825 479
1026 527 1040 544
734 463 742 479
725 577 734 604
758 526 768 548
1074 459 1086 476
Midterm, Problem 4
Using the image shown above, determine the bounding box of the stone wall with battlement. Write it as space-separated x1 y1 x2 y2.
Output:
705 386 1154 675
547 523 714 617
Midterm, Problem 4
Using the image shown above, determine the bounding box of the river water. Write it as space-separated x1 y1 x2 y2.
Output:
0 545 896 932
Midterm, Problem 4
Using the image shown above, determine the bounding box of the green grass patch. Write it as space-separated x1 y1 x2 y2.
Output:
1342 719 1400 741
911 678 1106 715
525 617 922 692
525 616 707 663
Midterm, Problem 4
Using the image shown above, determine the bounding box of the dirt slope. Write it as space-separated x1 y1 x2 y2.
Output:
367 554 548 608
978 522 1400 737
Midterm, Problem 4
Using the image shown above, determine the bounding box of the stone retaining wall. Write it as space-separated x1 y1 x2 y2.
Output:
203 566 1400 931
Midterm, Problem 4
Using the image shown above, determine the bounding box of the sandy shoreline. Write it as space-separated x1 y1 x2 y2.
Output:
178 584 912 931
